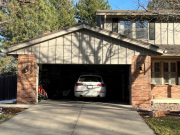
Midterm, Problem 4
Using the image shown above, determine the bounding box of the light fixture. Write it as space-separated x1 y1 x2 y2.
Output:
139 63 145 75
139 67 143 74
23 66 29 73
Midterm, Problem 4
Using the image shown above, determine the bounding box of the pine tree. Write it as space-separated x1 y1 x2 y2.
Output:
49 0 76 29
76 0 111 26
0 0 58 48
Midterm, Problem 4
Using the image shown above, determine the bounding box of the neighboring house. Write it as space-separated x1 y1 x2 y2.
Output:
2 10 180 108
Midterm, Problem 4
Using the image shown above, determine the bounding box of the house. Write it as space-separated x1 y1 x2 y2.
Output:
2 10 180 108
96 10 180 108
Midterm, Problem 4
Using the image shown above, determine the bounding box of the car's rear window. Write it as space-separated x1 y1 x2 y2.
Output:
79 76 102 82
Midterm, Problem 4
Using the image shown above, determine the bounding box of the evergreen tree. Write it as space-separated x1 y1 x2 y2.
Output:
49 0 76 29
76 0 111 26
0 0 58 48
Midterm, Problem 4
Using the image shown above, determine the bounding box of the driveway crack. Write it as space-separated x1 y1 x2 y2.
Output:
71 103 84 135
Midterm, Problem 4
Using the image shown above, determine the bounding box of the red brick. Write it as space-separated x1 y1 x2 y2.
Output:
17 54 37 104
151 85 180 99
131 55 151 108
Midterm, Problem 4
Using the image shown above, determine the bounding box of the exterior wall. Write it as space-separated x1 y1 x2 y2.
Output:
131 55 151 108
10 30 158 64
17 55 37 104
100 17 180 45
151 85 180 99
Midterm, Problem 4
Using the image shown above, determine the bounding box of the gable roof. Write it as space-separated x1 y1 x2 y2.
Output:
3 23 164 54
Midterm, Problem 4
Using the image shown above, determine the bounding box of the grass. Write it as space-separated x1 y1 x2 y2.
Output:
0 114 14 124
144 118 180 135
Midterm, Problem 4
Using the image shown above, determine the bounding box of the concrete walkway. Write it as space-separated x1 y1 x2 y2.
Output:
0 100 155 135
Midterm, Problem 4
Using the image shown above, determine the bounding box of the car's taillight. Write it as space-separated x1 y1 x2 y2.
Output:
76 83 83 86
97 84 105 87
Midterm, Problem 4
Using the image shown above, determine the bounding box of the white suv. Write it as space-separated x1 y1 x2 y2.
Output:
74 75 106 98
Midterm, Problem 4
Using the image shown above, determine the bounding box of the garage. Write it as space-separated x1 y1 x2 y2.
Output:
39 64 130 102
3 23 162 105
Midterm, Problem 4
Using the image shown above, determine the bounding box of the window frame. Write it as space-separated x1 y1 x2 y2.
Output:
149 21 155 40
112 18 118 33
151 60 178 85
135 21 149 39
119 20 132 38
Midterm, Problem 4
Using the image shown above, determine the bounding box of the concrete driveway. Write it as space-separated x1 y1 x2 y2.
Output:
0 100 155 135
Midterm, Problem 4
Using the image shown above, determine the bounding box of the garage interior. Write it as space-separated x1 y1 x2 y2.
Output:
39 64 131 103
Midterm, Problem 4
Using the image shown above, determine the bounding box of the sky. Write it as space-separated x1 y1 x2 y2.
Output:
108 0 148 10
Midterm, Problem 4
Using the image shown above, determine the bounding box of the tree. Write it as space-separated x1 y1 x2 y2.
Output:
0 55 17 74
0 0 58 48
147 0 180 10
49 0 76 29
76 0 111 26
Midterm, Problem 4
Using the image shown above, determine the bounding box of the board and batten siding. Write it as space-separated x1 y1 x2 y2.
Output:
103 18 180 45
9 30 159 64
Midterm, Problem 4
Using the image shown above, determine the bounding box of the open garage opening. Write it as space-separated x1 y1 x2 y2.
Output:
38 64 131 103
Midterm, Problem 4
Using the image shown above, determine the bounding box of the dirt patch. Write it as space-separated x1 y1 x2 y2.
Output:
138 111 180 119
0 108 27 124
1 108 26 115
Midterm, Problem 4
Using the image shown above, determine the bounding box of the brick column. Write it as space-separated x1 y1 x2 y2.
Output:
131 55 151 108
17 55 37 104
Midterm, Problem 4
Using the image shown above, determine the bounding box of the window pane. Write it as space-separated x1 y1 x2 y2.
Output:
79 76 102 82
171 72 176 85
136 21 148 28
120 29 132 38
120 21 132 28
101 17 104 29
164 63 168 72
154 73 161 84
149 22 155 40
171 63 176 72
136 29 148 39
120 21 132 38
112 18 118 33
154 63 160 72
164 72 169 84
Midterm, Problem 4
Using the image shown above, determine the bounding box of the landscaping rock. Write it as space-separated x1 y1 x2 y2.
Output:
149 110 166 117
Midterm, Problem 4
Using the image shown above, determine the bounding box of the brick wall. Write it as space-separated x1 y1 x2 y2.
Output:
151 85 180 99
131 55 151 108
17 55 37 104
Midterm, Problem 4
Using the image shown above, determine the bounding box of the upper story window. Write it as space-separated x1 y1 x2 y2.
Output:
97 16 104 29
136 21 148 39
112 18 118 33
120 21 132 38
149 21 155 40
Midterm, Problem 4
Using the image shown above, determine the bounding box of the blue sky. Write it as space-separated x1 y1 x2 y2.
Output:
108 0 147 10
